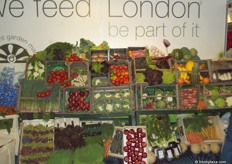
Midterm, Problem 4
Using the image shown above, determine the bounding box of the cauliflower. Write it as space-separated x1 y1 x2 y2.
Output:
114 93 121 98
106 104 113 112
94 93 101 99
123 91 130 98
226 96 232 107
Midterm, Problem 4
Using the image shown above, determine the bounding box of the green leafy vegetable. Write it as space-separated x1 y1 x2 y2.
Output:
73 143 104 164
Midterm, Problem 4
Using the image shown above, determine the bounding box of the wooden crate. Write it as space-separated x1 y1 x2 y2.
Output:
178 84 199 110
202 84 232 109
134 83 178 110
17 80 61 113
109 48 128 61
178 115 225 145
122 126 148 164
92 86 134 114
90 49 109 62
63 87 92 114
108 59 132 87
132 57 173 84
68 61 91 87
210 59 232 82
174 59 211 84
109 126 124 159
19 120 54 164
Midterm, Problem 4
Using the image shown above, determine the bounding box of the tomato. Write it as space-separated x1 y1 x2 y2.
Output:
123 65 128 70
47 77 54 84
37 92 42 97
40 92 46 97
67 81 71 86
45 90 51 96
116 72 121 77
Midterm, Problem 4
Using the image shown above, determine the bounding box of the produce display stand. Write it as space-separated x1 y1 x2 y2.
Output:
9 41 232 164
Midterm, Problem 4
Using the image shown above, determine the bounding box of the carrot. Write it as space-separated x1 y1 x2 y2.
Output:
197 100 206 112
186 131 204 144
103 136 112 158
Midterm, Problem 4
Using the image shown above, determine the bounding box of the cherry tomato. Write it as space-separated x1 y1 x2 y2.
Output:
37 92 42 97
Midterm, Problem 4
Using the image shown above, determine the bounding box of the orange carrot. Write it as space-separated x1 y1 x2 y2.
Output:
197 100 206 112
103 136 112 157
186 131 204 144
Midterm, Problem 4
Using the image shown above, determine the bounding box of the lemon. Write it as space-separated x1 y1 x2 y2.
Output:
185 60 195 72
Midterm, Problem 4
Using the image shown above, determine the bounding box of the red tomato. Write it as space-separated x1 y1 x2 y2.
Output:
116 72 121 77
45 90 51 96
37 92 42 97
47 77 53 84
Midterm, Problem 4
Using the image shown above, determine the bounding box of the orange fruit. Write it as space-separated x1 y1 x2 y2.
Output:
178 78 184 84
202 77 210 84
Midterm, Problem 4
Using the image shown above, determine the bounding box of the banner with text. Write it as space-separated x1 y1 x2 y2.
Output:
0 0 227 66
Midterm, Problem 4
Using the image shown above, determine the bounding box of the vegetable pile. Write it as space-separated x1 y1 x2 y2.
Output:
141 114 177 147
141 86 177 110
91 77 108 87
204 85 232 108
110 128 123 155
144 68 163 85
19 80 60 112
54 124 85 149
26 59 45 80
70 62 89 87
93 88 132 113
20 124 54 164
180 86 198 109
109 64 129 86
46 62 71 87
183 115 220 144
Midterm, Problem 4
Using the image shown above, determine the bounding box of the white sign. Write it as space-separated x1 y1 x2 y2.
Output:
0 0 228 62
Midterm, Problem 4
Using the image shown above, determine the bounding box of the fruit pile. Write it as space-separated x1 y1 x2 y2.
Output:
177 60 210 85
110 64 129 86
65 89 91 112
123 127 148 164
